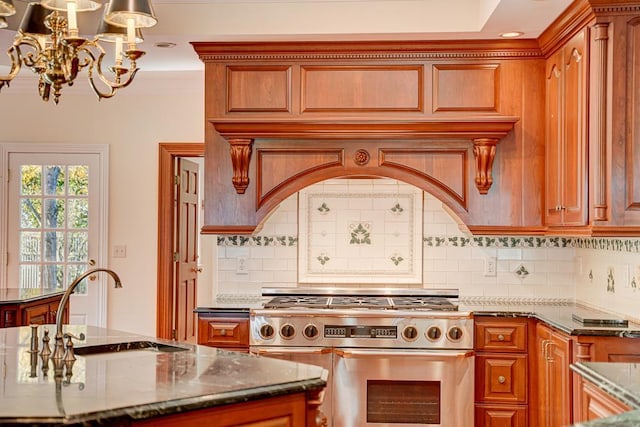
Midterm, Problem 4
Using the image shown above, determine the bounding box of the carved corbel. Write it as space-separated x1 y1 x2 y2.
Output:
228 138 253 194
472 138 498 194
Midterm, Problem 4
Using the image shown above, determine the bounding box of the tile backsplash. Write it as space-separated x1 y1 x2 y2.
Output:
213 179 640 320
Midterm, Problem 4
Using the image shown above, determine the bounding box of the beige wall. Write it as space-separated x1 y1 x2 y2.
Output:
0 71 204 336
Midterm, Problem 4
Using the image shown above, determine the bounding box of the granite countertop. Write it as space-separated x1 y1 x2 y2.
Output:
460 301 640 337
0 325 327 426
0 288 65 304
571 362 640 427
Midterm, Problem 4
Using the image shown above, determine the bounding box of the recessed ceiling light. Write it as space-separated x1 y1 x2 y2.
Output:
155 42 177 48
500 32 524 38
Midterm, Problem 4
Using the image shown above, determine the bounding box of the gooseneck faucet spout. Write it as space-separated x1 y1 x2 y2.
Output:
52 268 123 360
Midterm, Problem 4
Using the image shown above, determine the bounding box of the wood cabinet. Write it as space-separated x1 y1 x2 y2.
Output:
534 322 572 427
0 293 67 328
197 311 250 352
133 392 318 427
575 377 631 423
545 29 588 227
475 317 529 427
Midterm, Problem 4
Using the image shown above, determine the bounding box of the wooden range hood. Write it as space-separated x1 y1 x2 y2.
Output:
192 40 545 234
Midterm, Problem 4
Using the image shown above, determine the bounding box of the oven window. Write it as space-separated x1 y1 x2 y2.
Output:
367 380 440 424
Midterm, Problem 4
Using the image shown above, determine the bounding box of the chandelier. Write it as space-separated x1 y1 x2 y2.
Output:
0 0 158 103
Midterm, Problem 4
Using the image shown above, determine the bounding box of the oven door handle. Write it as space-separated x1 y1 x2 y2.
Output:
334 349 474 358
252 347 332 355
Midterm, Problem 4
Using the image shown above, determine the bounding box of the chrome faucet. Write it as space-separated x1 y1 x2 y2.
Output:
52 268 123 360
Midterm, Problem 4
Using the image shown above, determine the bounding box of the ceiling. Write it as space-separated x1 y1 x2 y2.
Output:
0 0 573 95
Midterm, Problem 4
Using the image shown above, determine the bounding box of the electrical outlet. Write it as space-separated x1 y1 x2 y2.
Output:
236 257 249 275
113 245 127 258
484 257 497 277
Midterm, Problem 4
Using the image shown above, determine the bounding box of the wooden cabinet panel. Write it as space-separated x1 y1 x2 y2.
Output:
545 30 587 227
576 378 631 422
475 318 529 425
198 315 250 351
477 354 528 403
475 404 528 427
227 66 291 113
302 65 423 112
475 318 527 352
133 393 307 427
22 304 50 325
534 322 572 427
433 64 499 113
0 294 66 328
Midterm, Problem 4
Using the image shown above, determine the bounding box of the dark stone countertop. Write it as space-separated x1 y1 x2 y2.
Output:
0 288 65 304
570 362 640 426
0 325 327 426
460 301 640 337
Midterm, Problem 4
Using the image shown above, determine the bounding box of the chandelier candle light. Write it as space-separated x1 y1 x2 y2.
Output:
0 0 158 103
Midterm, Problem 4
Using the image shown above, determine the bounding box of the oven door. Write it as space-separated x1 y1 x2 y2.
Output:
250 346 333 425
333 348 474 427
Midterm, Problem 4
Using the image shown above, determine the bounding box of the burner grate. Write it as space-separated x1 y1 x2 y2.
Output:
328 296 393 309
390 297 457 311
263 296 329 308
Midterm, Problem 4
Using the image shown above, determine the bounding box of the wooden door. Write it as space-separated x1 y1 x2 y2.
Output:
561 30 587 225
548 330 572 427
545 50 563 226
175 159 200 343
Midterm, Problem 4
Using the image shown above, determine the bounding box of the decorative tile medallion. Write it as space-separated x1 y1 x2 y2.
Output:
297 184 423 284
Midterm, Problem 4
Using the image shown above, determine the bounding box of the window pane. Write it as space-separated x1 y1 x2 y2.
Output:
20 198 42 228
42 264 64 291
44 198 65 228
67 199 88 229
44 165 65 196
68 165 89 196
20 165 41 195
67 232 88 262
20 265 41 289
20 232 41 262
43 231 64 262
67 265 87 294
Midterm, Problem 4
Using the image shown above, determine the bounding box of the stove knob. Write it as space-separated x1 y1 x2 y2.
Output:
280 324 296 339
259 324 275 340
448 326 464 342
303 324 319 339
402 326 418 341
426 326 442 341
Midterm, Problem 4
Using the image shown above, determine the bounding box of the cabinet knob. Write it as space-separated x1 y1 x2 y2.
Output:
498 375 506 384
497 334 505 341
220 329 227 336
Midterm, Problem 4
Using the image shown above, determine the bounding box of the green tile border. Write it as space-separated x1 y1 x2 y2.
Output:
217 235 640 253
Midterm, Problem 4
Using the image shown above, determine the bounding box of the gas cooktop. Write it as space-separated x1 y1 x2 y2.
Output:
261 288 459 311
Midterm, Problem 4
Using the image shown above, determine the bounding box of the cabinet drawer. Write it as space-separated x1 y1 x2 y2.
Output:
476 354 527 403
475 318 527 352
198 317 249 349
475 404 528 427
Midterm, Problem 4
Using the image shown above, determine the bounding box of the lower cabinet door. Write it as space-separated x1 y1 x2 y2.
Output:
475 405 528 427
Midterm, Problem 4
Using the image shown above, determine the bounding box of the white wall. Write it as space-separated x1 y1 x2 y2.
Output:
0 72 205 336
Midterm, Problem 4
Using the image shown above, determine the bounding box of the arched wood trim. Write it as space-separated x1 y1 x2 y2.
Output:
157 142 205 340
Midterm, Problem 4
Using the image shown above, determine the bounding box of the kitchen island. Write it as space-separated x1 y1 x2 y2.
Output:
571 362 640 427
0 289 67 327
0 325 327 426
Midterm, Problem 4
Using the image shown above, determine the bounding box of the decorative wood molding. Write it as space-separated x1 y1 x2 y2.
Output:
574 342 594 362
192 40 543 62
591 23 609 221
472 138 498 194
202 225 262 234
213 118 517 196
538 0 595 56
590 226 640 236
229 138 253 194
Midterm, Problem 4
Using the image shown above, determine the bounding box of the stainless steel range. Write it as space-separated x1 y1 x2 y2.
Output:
250 288 474 427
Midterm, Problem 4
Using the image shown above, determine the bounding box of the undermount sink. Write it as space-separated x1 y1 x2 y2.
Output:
74 340 191 356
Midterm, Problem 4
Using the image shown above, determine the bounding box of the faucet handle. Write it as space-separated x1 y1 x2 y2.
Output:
62 332 85 362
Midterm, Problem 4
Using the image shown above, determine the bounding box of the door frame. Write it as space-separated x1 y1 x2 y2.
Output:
157 142 204 340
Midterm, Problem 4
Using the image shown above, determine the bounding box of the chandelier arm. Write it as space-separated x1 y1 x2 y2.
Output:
86 42 140 99
0 44 23 87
